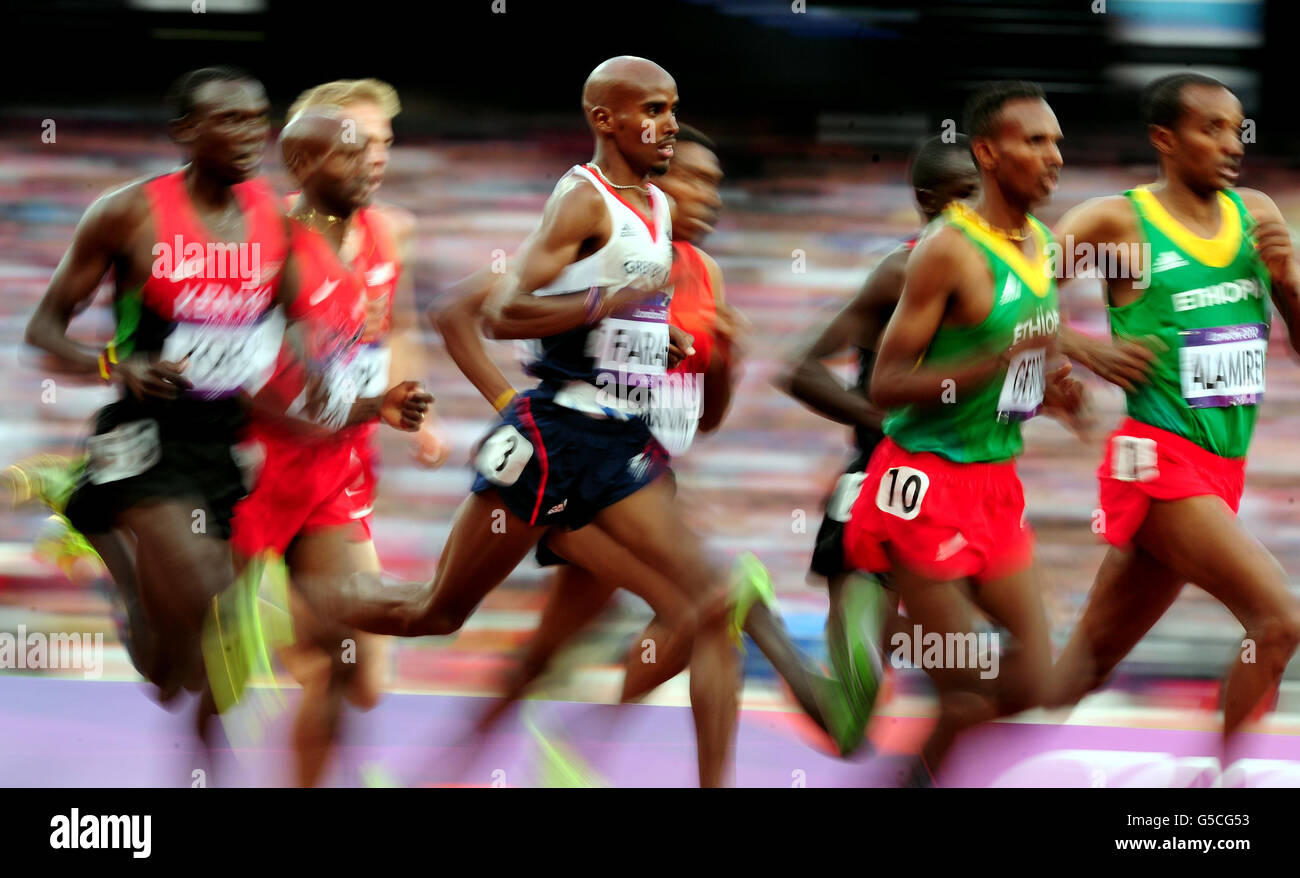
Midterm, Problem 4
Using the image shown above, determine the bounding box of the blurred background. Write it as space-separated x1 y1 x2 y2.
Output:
2 0 1300 786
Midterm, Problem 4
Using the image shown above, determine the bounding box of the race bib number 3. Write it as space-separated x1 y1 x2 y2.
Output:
1178 323 1267 408
86 419 161 485
875 466 929 520
475 424 534 487
997 347 1046 422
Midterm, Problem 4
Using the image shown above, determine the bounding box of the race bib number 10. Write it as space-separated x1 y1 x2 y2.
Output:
875 466 930 520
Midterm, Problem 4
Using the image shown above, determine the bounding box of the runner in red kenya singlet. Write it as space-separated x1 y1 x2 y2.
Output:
23 69 290 733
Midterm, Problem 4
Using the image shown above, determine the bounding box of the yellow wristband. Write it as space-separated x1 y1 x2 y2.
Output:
97 352 112 382
493 388 518 412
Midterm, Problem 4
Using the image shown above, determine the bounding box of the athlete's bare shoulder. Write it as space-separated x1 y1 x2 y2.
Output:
84 178 151 235
1235 187 1285 223
875 243 912 283
1055 194 1136 246
909 221 974 274
59 177 157 264
537 170 608 244
550 169 605 206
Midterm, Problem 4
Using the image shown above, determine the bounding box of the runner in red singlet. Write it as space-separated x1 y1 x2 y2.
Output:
21 68 288 731
225 106 431 786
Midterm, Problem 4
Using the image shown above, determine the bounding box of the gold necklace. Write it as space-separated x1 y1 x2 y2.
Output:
589 162 649 194
292 206 347 231
952 202 1030 242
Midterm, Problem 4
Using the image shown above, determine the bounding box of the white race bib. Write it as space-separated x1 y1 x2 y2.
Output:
345 345 391 399
587 298 670 376
161 309 286 398
475 424 534 486
284 352 364 431
827 471 869 523
1110 435 1158 482
647 373 704 456
1178 323 1267 408
86 419 161 485
875 466 929 520
997 347 1045 421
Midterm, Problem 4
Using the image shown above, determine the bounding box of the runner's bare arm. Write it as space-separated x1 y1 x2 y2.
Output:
697 250 741 433
481 181 609 338
25 185 144 378
1239 188 1300 355
777 244 906 430
1053 196 1156 391
870 228 1007 408
376 206 427 388
432 268 519 408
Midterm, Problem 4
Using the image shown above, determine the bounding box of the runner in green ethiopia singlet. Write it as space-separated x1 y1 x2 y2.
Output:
883 201 1061 463
1111 186 1270 459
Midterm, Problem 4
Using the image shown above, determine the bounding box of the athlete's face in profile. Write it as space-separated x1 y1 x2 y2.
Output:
342 99 394 203
305 117 370 213
613 78 680 176
180 79 271 184
1160 85 1244 193
980 97 1062 207
658 141 722 242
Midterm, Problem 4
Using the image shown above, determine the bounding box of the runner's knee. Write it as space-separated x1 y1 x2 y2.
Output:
1245 612 1300 667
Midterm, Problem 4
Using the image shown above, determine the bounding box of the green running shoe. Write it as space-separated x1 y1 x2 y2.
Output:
822 573 887 756
3 454 83 514
360 762 402 788
728 551 778 649
525 709 607 788
33 513 103 580
6 455 101 578
202 552 294 744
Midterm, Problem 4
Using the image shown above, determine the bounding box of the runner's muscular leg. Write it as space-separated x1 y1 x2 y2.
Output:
291 489 545 636
85 528 161 684
884 556 996 774
118 499 234 690
477 563 615 733
968 564 1053 717
1135 495 1300 738
1048 545 1185 708
591 475 739 786
282 527 384 787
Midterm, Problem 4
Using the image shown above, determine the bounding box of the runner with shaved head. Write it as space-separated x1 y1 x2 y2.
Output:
290 56 742 786
220 104 431 786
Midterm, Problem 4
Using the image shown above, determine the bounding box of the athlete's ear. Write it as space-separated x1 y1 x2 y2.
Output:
915 188 938 217
1147 124 1176 158
169 114 198 147
282 145 314 184
970 136 998 172
589 105 615 134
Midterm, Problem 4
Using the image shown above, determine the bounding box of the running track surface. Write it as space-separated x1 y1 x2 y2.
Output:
4 130 1300 787
4 677 1300 787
